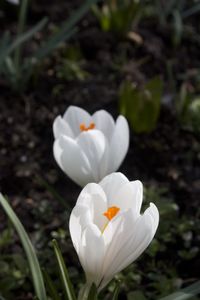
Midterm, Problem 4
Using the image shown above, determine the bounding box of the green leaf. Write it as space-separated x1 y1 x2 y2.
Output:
111 281 121 300
42 269 62 300
34 28 77 61
119 77 163 133
160 280 200 300
0 193 47 300
87 283 98 300
35 0 100 60
52 239 76 300
0 18 48 66
172 10 183 46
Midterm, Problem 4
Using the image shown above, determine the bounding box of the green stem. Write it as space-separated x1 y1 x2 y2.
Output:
78 283 91 300
14 0 29 76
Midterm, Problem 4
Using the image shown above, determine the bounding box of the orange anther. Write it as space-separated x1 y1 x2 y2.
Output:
89 122 95 130
80 122 95 131
103 206 120 221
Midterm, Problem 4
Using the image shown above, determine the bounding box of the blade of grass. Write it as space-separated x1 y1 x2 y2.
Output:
14 0 29 73
0 193 47 300
182 4 200 19
42 268 62 300
34 27 77 61
160 280 200 300
87 283 98 300
111 281 121 300
52 239 76 300
0 18 48 66
35 0 100 60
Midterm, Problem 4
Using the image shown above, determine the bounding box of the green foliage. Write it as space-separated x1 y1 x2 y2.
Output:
52 239 76 300
0 193 47 300
0 0 100 92
119 76 163 133
160 280 200 300
176 84 200 132
56 46 89 81
142 0 200 46
93 0 141 36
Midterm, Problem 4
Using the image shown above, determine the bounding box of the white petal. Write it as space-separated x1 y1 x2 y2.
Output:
101 210 136 282
79 224 105 286
53 116 74 139
56 135 93 186
69 204 92 253
107 115 129 173
77 130 106 182
77 183 107 204
53 139 64 171
108 180 143 214
63 106 92 136
100 203 159 288
99 172 129 201
77 183 107 230
92 110 115 140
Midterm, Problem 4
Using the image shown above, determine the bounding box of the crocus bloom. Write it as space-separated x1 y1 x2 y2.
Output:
53 106 129 186
69 172 159 290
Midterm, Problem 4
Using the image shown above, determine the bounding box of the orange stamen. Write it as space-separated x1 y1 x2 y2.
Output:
80 122 95 131
103 206 120 221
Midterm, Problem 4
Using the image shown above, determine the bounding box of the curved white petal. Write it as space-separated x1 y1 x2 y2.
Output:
77 183 107 230
53 139 64 171
56 135 93 186
77 130 106 182
100 210 137 282
107 115 129 173
69 203 92 253
100 203 159 289
92 110 115 140
53 116 74 139
63 106 92 137
79 224 105 286
99 172 129 201
77 183 107 204
108 180 143 214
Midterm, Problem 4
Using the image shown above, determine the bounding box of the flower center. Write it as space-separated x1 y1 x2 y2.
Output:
103 206 120 221
101 206 120 233
80 122 95 131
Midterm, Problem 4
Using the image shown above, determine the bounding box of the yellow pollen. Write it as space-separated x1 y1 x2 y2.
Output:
103 206 120 221
80 122 95 131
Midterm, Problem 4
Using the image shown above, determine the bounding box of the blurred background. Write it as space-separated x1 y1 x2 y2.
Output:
0 0 200 299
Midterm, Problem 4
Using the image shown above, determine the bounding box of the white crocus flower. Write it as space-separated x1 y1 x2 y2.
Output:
69 172 159 290
53 106 129 186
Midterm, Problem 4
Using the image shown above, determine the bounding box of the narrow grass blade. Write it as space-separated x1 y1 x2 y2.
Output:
35 0 100 60
52 239 76 300
0 18 48 66
182 4 200 19
160 280 200 300
111 281 121 300
34 28 77 60
0 193 47 300
43 269 62 300
87 283 98 300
